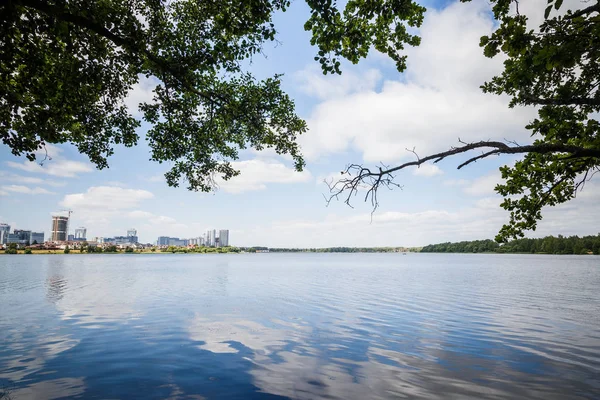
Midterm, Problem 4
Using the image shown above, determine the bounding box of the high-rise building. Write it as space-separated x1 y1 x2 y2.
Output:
8 230 31 245
51 215 69 242
5 229 44 245
126 229 138 243
219 230 229 247
75 227 87 240
168 237 186 246
30 232 44 244
157 236 170 246
114 236 130 245
0 223 10 244
207 230 216 247
68 234 74 241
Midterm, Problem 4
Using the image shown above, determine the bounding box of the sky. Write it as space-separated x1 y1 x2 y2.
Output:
1 0 599 247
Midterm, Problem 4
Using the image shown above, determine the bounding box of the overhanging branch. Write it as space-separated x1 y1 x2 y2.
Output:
326 140 600 211
522 94 600 107
567 1 600 19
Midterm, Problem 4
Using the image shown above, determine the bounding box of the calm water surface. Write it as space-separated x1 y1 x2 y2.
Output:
0 253 599 399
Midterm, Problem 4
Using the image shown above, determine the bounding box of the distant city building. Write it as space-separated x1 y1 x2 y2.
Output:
0 223 10 244
51 215 69 241
94 230 138 245
189 237 205 246
125 228 138 243
156 236 187 246
7 230 31 245
157 236 170 246
169 238 187 246
75 227 87 240
6 230 44 245
30 232 44 244
219 230 229 247
156 232 228 247
207 230 216 247
114 236 136 245
68 234 74 241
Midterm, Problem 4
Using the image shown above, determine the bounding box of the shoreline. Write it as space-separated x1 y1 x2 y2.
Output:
1 250 598 256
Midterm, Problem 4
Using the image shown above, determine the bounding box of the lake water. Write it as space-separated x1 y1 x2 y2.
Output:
0 253 599 399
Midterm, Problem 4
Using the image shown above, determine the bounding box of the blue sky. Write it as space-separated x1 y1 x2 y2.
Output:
1 0 598 246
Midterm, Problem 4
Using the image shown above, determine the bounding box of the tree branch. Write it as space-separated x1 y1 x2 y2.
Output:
567 1 600 19
326 140 600 211
522 94 600 107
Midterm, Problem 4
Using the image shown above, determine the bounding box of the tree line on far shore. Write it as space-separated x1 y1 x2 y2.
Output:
420 235 600 255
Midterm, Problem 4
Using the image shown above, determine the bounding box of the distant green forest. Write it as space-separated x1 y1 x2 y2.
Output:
420 235 600 255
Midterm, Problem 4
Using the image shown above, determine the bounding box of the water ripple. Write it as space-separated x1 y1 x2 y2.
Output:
0 253 599 399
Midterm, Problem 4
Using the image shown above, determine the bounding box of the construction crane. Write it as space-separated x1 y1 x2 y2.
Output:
60 209 73 240
60 209 73 218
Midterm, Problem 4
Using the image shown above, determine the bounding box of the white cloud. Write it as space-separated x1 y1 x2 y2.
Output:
237 203 507 247
217 159 312 194
124 75 159 117
0 171 66 187
6 159 93 178
294 65 382 100
412 164 444 177
5 143 93 178
464 172 502 196
105 181 128 187
0 185 55 195
443 179 469 187
236 180 600 247
297 0 536 165
57 187 191 239
127 209 183 228
127 210 155 219
146 174 165 183
315 171 346 185
60 186 154 211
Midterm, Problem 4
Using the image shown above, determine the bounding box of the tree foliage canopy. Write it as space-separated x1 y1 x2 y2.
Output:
478 0 600 240
1 0 425 191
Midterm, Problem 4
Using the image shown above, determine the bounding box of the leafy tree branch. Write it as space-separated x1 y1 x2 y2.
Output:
1 0 426 190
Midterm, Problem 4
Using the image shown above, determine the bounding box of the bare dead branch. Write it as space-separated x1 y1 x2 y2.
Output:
325 140 600 213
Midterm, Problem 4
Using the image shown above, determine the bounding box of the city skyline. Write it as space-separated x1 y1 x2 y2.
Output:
1 216 231 247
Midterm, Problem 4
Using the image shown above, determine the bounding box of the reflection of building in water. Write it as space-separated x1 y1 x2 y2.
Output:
46 257 68 304
46 275 67 304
